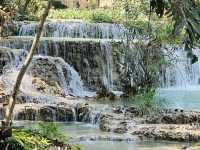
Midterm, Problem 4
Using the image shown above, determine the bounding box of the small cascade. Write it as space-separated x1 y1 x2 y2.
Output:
160 46 200 88
1 53 95 100
32 55 90 97
158 46 200 110
0 37 122 91
17 21 126 39
0 47 27 73
100 41 114 91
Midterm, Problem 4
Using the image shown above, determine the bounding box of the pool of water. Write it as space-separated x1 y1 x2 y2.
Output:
77 140 183 150
157 87 200 110
13 121 185 150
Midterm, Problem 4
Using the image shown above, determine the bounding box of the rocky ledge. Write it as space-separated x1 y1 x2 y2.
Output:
100 107 200 142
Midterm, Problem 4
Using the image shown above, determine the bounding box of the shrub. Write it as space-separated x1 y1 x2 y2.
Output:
0 129 50 150
132 89 167 116
91 11 113 23
34 122 66 143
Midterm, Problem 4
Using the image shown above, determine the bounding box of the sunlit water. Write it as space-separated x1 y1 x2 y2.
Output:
13 121 185 150
78 141 182 150
157 86 200 111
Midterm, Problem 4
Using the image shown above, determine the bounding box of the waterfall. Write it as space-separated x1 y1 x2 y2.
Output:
17 21 126 39
1 53 95 98
0 37 121 91
33 56 90 97
158 46 200 110
160 46 200 88
100 41 114 91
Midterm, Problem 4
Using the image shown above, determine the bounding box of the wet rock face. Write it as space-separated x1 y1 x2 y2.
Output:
0 107 4 120
32 78 64 97
76 103 90 122
17 107 37 120
30 57 65 97
0 47 13 74
16 105 75 122
0 38 123 90
146 110 200 124
131 124 200 142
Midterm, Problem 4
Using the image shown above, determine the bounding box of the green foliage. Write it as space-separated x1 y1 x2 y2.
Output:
0 122 74 150
34 122 66 143
48 8 114 23
13 0 43 20
150 0 200 63
132 89 166 116
2 129 50 150
91 11 113 23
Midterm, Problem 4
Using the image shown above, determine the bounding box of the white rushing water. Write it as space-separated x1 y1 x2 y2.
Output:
18 21 127 39
158 46 200 110
160 46 200 88
0 51 95 98
100 41 114 91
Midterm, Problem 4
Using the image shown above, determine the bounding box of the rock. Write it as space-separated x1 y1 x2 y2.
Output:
14 105 75 122
113 106 123 114
131 124 200 142
125 106 140 116
17 107 37 120
146 111 200 124
32 77 65 97
99 114 112 132
56 106 75 121
76 103 90 122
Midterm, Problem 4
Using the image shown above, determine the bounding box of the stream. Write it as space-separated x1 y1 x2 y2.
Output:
14 121 185 150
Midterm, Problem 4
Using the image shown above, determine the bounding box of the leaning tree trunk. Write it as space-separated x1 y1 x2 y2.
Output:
2 0 52 128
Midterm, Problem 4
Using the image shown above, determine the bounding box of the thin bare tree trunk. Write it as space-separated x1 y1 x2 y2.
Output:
2 0 52 128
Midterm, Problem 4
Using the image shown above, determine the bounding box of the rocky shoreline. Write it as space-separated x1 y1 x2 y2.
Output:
1 97 200 143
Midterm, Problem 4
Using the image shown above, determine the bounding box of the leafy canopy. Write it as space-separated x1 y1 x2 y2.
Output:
150 0 200 63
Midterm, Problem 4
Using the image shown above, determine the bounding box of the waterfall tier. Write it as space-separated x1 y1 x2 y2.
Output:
16 21 127 39
160 46 200 88
0 46 95 98
0 36 123 91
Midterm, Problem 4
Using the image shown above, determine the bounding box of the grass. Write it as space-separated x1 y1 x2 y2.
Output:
48 8 114 23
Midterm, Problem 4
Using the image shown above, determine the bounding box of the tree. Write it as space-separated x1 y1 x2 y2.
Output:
0 1 14 38
1 0 52 129
150 0 200 63
21 0 32 15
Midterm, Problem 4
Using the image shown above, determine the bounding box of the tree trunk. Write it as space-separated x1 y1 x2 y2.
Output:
2 0 52 128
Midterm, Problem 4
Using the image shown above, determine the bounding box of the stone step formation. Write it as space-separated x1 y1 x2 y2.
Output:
1 20 200 147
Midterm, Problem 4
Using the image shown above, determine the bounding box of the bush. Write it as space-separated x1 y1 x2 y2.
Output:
91 11 113 23
0 122 81 150
34 122 66 143
0 129 50 150
132 89 167 116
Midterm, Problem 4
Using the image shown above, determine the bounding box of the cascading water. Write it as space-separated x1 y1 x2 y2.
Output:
1 53 94 99
32 55 94 97
158 46 200 110
160 46 200 88
100 41 114 91
17 21 126 39
0 37 121 92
